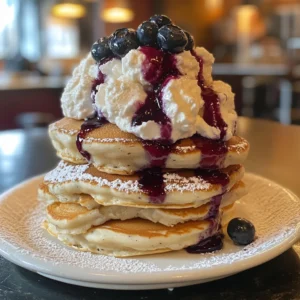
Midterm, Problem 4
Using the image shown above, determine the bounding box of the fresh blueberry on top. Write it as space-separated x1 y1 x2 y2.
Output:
149 14 172 28
137 21 159 47
91 37 113 62
227 218 256 246
157 25 188 53
109 28 139 57
184 31 194 50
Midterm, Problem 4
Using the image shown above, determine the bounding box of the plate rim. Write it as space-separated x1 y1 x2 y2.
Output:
0 173 300 285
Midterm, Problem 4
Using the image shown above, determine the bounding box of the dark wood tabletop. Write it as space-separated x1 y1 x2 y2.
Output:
0 117 300 300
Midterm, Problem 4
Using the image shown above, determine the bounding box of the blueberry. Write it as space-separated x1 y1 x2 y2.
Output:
184 31 194 50
149 14 172 28
109 28 139 57
157 25 188 53
137 21 159 47
91 37 113 62
227 218 256 246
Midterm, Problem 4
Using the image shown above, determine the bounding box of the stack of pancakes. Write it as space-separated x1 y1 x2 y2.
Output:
38 117 249 257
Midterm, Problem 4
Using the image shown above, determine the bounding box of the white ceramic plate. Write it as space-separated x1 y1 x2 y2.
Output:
0 173 299 290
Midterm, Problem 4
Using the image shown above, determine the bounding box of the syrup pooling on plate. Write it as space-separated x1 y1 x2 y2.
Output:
76 116 107 161
186 233 224 254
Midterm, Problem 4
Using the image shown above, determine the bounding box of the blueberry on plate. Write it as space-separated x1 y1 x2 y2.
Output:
227 218 256 246
184 31 194 50
157 24 188 53
137 21 159 47
91 37 113 62
149 14 172 28
109 28 139 57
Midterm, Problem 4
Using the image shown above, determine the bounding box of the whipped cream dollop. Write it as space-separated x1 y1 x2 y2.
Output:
61 46 237 142
61 53 97 120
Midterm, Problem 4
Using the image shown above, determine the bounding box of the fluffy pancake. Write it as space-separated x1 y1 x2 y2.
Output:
43 216 221 257
49 118 249 175
46 181 245 234
39 161 244 208
221 203 236 228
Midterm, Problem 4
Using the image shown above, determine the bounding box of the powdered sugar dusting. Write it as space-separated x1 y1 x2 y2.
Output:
229 139 249 153
85 137 137 143
44 162 140 194
164 173 210 192
174 145 196 153
44 161 213 193
0 173 299 281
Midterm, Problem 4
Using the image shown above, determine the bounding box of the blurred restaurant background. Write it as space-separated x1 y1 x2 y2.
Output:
1 0 300 130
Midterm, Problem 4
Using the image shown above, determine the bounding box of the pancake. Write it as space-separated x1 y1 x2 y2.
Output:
221 203 236 228
39 161 244 208
45 181 246 234
49 118 249 175
43 216 221 257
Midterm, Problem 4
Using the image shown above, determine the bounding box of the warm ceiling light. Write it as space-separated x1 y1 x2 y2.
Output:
52 3 86 19
101 7 134 23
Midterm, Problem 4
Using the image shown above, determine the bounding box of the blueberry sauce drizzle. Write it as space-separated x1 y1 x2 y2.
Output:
137 168 165 204
76 116 108 161
194 168 230 190
208 194 223 218
186 233 224 254
191 135 227 169
142 140 172 167
185 169 229 253
132 46 180 168
91 57 113 103
191 49 228 140
77 58 114 160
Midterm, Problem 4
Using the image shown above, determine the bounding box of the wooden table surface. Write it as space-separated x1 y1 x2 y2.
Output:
0 117 300 300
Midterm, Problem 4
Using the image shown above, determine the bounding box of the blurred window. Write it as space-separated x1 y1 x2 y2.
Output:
0 0 18 59
45 17 80 59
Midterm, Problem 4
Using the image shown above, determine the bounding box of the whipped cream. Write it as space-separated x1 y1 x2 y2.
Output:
196 81 237 140
61 53 97 120
193 47 214 85
62 46 237 142
96 77 162 140
162 77 203 141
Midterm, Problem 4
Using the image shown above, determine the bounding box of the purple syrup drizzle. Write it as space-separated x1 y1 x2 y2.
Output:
142 140 172 168
132 46 180 142
76 58 114 160
91 57 115 103
194 168 230 190
191 50 228 140
186 233 224 254
202 87 228 140
140 46 164 85
208 194 223 219
76 116 107 161
191 135 228 169
137 168 165 204
131 46 182 171
185 169 228 252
